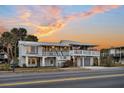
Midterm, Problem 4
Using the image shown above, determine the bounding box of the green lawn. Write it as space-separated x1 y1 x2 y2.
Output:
0 64 11 71
0 64 89 73
15 67 62 73
112 64 124 67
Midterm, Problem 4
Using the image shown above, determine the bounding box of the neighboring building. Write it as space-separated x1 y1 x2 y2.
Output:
0 51 5 63
101 46 124 64
110 46 124 64
0 44 8 63
0 51 8 63
18 40 100 67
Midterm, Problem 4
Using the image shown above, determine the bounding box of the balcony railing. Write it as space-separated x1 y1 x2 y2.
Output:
111 53 124 57
42 51 69 56
22 50 100 57
70 50 100 57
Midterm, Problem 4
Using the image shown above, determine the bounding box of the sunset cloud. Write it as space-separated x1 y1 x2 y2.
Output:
0 5 120 38
0 25 7 36
27 5 120 38
0 5 123 48
64 5 120 21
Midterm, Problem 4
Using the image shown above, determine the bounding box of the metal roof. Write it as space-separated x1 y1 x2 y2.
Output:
19 41 69 46
60 40 97 47
19 40 97 47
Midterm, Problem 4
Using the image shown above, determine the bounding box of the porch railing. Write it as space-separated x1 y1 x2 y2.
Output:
70 50 100 57
42 51 69 56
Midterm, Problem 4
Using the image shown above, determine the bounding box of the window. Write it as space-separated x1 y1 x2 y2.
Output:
63 56 66 59
26 46 38 54
50 60 53 64
28 58 36 64
32 59 36 64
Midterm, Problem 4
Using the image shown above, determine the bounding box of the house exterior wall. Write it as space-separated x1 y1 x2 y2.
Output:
18 41 100 67
109 47 124 64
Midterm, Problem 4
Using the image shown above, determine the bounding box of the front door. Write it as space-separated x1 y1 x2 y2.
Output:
37 58 40 67
84 57 90 66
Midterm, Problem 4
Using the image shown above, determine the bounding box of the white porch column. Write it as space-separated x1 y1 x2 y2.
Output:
25 56 29 67
42 57 46 66
82 57 84 67
90 57 94 66
97 57 100 66
56 57 58 67
77 57 80 67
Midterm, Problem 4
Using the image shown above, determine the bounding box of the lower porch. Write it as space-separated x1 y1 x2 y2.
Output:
19 56 100 67
20 56 66 67
71 56 100 67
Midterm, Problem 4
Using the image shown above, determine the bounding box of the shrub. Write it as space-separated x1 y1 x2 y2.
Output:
105 56 114 67
0 63 11 71
22 64 27 68
62 60 73 68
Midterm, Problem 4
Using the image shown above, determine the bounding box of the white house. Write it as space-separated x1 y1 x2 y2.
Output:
109 46 124 64
18 40 100 67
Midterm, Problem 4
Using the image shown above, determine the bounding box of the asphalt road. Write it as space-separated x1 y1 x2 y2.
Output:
0 68 124 88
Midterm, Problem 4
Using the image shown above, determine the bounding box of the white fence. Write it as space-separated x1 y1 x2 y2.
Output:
21 50 100 57
70 50 100 57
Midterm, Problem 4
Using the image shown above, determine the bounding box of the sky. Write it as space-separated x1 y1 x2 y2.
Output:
0 5 124 49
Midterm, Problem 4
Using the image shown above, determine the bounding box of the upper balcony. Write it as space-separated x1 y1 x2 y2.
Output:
70 50 100 57
42 51 69 56
21 50 100 57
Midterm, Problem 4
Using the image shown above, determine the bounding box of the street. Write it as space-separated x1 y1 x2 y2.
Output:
0 67 124 88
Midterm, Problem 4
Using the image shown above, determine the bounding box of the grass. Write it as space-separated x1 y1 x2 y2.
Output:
112 64 124 67
14 67 90 73
15 67 63 73
0 64 89 73
0 64 11 71
100 63 124 67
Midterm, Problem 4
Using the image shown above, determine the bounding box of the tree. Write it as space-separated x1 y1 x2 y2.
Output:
10 28 27 59
11 28 27 40
0 32 14 63
105 56 113 67
24 35 38 42
0 27 38 65
100 49 109 66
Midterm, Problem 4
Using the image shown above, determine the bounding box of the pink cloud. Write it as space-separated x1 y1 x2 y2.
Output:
0 5 121 38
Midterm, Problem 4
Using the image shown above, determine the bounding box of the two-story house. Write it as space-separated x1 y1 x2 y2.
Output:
18 40 100 67
109 46 124 64
101 46 124 65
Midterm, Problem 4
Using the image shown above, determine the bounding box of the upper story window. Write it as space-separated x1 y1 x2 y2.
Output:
26 46 38 54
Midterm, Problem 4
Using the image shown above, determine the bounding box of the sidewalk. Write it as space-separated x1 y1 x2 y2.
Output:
84 66 124 71
0 67 124 78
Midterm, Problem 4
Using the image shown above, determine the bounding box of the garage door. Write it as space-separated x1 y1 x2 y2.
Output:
84 57 90 66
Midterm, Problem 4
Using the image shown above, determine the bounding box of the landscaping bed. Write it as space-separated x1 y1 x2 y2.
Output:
0 65 90 73
14 67 63 73
0 64 12 71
